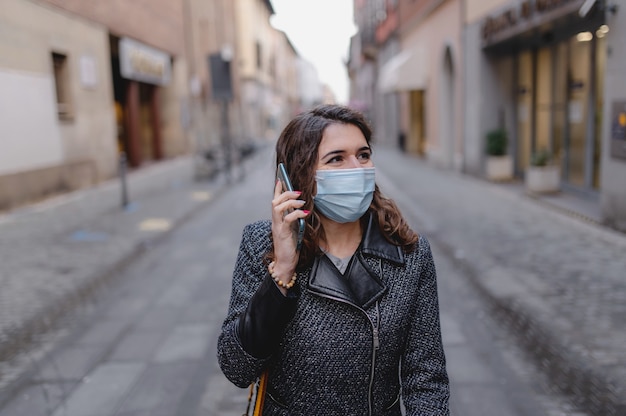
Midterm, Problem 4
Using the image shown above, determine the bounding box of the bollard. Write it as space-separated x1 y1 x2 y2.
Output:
119 152 129 209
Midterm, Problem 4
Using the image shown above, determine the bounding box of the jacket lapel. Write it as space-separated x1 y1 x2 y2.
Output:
307 212 405 309
360 213 404 265
308 255 355 304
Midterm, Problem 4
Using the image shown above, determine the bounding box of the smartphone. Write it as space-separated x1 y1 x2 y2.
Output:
277 163 305 251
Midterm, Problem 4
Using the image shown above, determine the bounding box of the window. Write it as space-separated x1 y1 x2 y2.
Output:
52 52 72 119
270 54 276 79
256 42 262 70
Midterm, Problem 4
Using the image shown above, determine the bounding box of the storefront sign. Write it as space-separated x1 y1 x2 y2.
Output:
119 37 171 86
610 101 626 160
482 0 583 45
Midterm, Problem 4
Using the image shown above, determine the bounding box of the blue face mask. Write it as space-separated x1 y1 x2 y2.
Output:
314 167 376 223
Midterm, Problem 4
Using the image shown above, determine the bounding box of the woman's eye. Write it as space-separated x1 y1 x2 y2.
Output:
358 152 371 161
328 156 343 163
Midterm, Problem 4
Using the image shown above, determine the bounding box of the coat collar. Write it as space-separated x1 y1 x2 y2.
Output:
307 212 404 309
360 212 404 265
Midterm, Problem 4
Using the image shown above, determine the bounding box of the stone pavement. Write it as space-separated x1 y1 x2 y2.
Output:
0 144 624 415
371 147 626 416
0 150 256 381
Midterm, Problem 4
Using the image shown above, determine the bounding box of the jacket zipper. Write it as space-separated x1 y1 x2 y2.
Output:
310 292 380 416
368 301 381 415
368 259 383 415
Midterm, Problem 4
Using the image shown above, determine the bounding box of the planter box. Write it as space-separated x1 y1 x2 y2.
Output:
526 165 560 193
486 155 513 181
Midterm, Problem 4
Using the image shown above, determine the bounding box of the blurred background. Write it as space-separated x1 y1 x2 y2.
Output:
0 0 625 415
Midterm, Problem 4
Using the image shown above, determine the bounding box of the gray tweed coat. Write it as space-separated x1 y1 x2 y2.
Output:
218 214 449 415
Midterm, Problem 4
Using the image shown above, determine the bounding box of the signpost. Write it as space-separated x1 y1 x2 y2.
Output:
209 48 234 182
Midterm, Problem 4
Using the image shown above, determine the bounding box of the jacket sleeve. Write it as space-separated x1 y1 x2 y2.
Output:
401 236 450 415
217 223 299 388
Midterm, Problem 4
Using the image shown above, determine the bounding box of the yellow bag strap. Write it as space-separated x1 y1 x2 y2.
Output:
253 371 268 415
244 371 269 416
244 382 255 416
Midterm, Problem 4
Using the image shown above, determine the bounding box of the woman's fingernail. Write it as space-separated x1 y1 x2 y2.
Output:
294 191 302 195
302 210 310 215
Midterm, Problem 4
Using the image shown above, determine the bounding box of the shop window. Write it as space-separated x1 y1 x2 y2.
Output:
52 52 72 119
566 35 591 187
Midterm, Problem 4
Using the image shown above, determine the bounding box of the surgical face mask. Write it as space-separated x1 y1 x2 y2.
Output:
313 167 376 223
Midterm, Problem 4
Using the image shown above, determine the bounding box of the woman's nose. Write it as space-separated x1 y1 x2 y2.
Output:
347 155 361 168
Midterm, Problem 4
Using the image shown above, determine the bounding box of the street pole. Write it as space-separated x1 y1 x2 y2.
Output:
119 151 129 209
221 98 231 184
210 46 234 184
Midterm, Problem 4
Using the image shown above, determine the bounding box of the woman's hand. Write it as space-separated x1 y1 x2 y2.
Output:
271 180 308 294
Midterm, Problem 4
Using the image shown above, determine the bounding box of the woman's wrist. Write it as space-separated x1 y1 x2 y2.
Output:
268 261 297 289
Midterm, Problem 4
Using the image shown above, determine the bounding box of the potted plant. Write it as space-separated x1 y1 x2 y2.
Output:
525 148 560 193
485 129 513 181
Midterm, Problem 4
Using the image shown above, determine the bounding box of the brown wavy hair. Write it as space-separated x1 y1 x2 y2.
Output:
272 104 418 268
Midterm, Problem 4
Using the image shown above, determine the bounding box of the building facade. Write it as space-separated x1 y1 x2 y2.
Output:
173 0 304 178
184 0 240 177
351 0 464 169
1 0 116 209
396 0 463 169
465 0 626 229
348 0 386 131
0 0 309 210
236 0 287 142
298 58 324 111
37 0 190 168
374 0 402 150
351 0 626 231
0 0 189 209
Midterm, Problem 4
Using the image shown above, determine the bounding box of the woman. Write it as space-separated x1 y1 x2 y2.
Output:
218 104 449 415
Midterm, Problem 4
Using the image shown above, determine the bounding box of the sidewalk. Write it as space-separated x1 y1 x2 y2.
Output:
496 181 605 227
372 147 626 416
0 149 263 389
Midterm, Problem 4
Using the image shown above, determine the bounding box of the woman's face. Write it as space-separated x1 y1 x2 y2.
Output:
316 123 374 171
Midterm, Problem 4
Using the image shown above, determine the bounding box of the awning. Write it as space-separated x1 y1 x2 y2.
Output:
378 48 427 93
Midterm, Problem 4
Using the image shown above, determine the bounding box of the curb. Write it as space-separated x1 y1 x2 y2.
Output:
525 191 603 227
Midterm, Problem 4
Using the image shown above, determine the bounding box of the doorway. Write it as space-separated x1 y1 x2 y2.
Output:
109 35 164 168
408 90 426 156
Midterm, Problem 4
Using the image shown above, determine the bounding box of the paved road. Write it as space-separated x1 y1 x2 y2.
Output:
0 147 594 415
